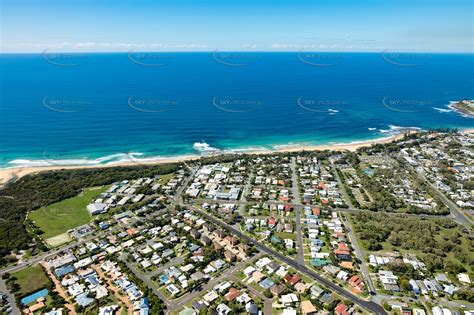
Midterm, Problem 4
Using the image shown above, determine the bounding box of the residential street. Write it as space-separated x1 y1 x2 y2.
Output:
0 162 400 315
169 253 264 312
403 155 473 227
188 204 388 315
119 254 172 308
290 157 305 266
341 213 377 295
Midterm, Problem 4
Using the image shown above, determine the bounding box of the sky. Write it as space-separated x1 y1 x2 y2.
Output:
1 0 473 53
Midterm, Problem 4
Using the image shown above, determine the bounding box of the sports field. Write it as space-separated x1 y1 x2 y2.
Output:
29 185 109 242
11 264 50 296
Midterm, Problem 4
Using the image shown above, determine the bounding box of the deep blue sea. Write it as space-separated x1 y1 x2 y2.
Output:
0 52 473 168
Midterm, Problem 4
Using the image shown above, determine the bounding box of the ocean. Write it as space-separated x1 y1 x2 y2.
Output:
0 52 473 168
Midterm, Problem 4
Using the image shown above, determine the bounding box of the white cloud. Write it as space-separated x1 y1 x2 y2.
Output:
4 42 209 52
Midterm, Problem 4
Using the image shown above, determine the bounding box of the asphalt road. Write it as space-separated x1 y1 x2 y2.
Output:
374 293 474 310
119 254 171 308
0 205 173 275
342 213 377 295
0 164 389 314
189 205 387 315
401 154 473 228
290 157 305 265
0 279 20 315
418 171 473 227
170 253 264 312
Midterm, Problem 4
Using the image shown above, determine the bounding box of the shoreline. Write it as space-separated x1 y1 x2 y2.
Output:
448 101 474 118
1 129 472 187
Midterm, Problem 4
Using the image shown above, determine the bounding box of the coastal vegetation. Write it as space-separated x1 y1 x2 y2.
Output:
340 137 450 215
0 164 179 266
450 100 474 117
350 212 473 274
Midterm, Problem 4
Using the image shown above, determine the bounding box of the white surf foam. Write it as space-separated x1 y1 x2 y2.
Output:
193 141 221 153
433 107 452 113
379 125 421 134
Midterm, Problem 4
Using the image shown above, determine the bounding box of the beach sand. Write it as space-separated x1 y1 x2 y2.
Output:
0 130 451 187
0 156 200 187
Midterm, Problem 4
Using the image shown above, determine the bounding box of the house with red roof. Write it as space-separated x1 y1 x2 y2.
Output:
126 228 138 236
225 288 242 301
312 207 321 216
348 275 362 287
338 242 350 251
268 217 277 228
334 303 350 315
284 274 301 285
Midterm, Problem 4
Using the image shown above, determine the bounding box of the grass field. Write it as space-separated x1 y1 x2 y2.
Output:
11 264 50 296
159 172 175 184
29 185 110 240
45 233 73 247
275 232 297 240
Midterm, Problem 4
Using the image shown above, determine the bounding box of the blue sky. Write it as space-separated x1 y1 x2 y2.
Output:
1 0 472 52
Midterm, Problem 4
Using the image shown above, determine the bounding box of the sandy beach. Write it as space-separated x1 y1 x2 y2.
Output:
0 155 201 187
0 129 466 187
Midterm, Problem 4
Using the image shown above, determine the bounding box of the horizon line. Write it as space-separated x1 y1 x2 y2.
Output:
1 50 473 54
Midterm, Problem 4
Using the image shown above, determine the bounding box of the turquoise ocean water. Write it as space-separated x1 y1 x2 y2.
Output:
0 52 473 168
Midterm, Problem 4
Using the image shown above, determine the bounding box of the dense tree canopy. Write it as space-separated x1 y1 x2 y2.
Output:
351 212 472 274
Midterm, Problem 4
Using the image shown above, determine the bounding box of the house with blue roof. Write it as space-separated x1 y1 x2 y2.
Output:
409 279 421 294
189 244 200 252
75 292 94 307
20 289 48 306
99 221 109 229
312 258 329 267
212 259 226 270
115 277 133 290
127 285 143 301
312 239 324 246
86 274 101 287
117 231 128 238
55 265 75 277
259 278 275 290
138 297 150 315
162 248 174 258
159 274 170 285
271 236 281 244
166 266 181 278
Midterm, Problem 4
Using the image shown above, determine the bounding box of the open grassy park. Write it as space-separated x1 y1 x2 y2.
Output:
10 264 50 296
29 185 110 244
